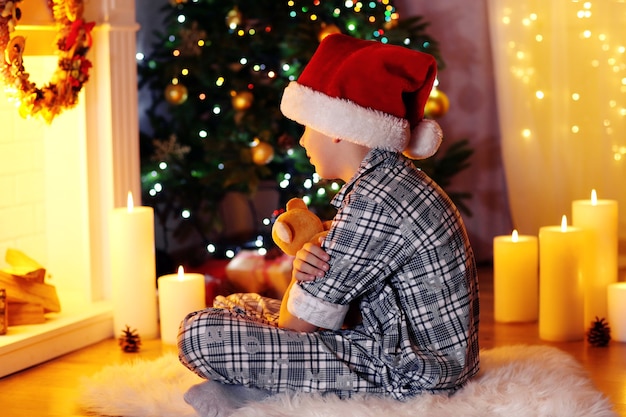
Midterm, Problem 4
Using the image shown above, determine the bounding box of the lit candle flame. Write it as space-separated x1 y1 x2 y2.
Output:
126 191 134 213
591 189 597 206
177 265 185 280
560 215 568 232
512 229 519 242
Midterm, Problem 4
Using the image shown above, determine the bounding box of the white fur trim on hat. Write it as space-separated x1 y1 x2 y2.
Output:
281 81 410 152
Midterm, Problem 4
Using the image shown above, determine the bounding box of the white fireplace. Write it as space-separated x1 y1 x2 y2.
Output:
0 1 141 376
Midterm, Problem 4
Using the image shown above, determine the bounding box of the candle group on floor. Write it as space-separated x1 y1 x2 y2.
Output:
109 189 622 344
110 192 207 344
493 190 622 342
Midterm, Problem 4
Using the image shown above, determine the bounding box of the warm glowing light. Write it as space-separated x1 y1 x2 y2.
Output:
522 129 532 139
591 189 598 205
560 215 568 232
535 90 544 99
127 191 134 212
512 229 519 242
177 265 185 280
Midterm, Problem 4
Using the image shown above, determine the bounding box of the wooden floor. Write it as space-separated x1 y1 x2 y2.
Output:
0 266 625 417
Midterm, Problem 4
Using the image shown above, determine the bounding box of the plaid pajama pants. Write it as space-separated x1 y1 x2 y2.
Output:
178 293 409 399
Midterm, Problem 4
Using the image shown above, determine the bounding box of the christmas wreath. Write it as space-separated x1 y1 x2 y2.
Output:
0 0 94 123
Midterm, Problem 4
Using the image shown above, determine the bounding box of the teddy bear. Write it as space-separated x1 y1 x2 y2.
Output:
271 198 362 327
271 198 330 256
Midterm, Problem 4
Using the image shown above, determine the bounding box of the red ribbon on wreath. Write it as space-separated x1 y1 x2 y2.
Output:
61 18 95 52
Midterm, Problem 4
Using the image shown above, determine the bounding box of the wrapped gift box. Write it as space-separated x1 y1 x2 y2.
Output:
226 250 293 298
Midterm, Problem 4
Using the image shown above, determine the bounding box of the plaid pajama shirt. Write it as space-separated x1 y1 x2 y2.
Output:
178 148 480 400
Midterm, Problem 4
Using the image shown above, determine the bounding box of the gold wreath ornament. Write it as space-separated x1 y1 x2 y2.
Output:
0 0 95 123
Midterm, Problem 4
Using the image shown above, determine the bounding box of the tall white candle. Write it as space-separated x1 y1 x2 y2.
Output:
158 265 206 345
572 189 618 325
493 230 538 322
538 215 586 342
607 282 626 342
110 192 159 338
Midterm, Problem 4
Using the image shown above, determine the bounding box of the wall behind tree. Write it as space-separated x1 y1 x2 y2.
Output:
135 0 511 262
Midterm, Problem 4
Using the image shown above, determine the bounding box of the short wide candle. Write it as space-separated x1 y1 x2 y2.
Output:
608 282 626 342
493 230 538 322
572 189 618 325
158 266 206 345
110 192 159 338
538 215 586 342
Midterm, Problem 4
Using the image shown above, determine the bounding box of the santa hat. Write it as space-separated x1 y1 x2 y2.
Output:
280 33 442 159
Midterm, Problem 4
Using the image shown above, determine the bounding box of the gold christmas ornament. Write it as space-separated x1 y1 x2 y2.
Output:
231 90 254 111
318 23 341 42
251 139 274 165
165 83 188 105
424 87 450 119
226 7 242 28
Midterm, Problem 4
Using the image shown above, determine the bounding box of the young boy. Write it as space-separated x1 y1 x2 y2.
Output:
178 33 479 415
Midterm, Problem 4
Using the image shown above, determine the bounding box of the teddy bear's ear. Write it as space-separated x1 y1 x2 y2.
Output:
273 220 294 244
286 198 307 211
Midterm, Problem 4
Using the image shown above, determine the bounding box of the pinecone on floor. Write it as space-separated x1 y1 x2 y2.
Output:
118 325 142 353
586 317 611 347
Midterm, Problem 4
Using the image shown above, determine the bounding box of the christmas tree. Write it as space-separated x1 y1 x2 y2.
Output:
138 0 471 262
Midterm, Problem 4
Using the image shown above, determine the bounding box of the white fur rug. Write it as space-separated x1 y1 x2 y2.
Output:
77 345 618 417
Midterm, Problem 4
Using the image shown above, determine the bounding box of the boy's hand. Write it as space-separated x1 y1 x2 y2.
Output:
292 238 330 282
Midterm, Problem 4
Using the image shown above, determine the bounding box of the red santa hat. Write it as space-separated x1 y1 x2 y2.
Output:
280 33 442 159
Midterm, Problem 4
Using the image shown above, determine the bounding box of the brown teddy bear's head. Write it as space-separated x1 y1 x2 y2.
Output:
271 198 329 256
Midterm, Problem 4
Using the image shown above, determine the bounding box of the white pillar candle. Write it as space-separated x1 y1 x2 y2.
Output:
538 215 586 342
110 192 159 338
608 282 626 342
493 230 538 322
158 265 206 345
572 189 618 325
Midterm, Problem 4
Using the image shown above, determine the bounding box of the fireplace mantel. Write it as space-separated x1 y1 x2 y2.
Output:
0 1 142 377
